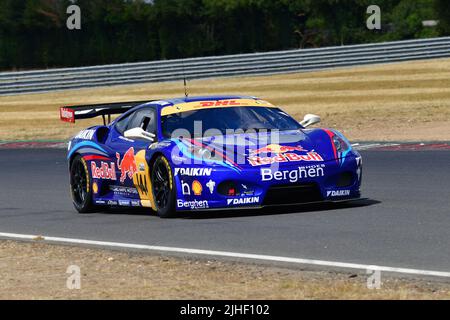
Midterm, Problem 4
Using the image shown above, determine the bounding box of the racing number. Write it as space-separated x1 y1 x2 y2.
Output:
132 150 156 210
136 173 148 195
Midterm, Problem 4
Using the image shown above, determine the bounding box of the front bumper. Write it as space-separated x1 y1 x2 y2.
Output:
174 154 362 211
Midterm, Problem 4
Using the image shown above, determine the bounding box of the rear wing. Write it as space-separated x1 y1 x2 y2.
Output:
60 100 154 124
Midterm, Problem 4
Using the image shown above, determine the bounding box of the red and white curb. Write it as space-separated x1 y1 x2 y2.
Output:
352 142 450 151
0 141 67 149
0 232 450 279
0 141 449 151
352 143 400 151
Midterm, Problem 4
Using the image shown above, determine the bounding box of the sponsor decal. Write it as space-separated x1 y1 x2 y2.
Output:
248 144 323 167
206 180 216 194
198 100 241 107
109 185 138 196
192 180 203 196
74 129 95 140
131 200 141 207
92 182 99 194
327 190 351 197
162 99 275 116
95 200 106 205
177 199 209 210
227 197 260 206
138 163 145 172
174 167 212 177
107 200 118 206
60 108 75 123
251 144 306 155
116 147 137 183
158 141 172 148
91 162 117 180
241 184 255 196
261 164 325 183
119 200 131 206
181 180 191 195
149 141 172 150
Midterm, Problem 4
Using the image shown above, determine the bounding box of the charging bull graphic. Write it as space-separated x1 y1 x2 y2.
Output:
116 147 137 183
250 144 306 155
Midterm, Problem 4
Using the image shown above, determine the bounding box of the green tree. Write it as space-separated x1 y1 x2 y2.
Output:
435 0 450 35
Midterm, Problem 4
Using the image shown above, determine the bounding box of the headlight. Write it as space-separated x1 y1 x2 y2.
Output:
356 156 363 183
333 134 350 153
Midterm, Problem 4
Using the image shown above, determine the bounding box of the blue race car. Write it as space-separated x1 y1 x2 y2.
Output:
61 96 362 218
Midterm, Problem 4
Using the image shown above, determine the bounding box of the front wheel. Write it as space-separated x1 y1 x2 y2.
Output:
70 155 95 213
151 156 176 218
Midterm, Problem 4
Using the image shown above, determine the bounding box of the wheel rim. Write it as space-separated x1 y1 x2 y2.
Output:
152 160 171 209
71 160 87 205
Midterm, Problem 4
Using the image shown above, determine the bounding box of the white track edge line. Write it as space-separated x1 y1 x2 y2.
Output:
1 232 449 278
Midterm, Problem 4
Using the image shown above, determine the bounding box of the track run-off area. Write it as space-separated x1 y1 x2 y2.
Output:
0 147 449 280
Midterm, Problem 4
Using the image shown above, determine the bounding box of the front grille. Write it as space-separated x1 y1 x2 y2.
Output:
263 183 322 206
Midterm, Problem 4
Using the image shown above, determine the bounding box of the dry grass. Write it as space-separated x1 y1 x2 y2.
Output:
0 240 449 300
1 58 450 141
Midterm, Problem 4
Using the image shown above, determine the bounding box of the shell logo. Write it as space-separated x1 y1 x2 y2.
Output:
192 180 203 196
92 182 99 194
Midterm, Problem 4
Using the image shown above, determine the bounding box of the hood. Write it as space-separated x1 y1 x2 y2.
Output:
173 129 343 169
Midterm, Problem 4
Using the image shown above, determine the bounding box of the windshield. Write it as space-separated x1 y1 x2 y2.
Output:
161 107 302 138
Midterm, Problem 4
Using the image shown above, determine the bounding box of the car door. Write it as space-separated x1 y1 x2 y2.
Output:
109 107 157 188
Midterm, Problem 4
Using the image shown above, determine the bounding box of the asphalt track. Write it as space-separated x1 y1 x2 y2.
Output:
0 149 449 276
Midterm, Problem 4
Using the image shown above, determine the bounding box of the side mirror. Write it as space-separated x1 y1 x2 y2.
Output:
124 127 155 142
300 114 321 128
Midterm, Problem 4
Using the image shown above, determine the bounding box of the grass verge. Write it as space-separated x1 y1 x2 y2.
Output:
0 240 449 300
1 58 450 142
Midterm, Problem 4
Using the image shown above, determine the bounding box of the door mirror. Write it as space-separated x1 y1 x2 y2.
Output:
300 114 321 128
124 127 155 142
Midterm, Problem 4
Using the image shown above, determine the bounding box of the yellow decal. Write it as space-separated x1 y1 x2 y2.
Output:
192 180 202 196
92 182 99 194
140 200 152 208
161 99 276 116
132 150 156 211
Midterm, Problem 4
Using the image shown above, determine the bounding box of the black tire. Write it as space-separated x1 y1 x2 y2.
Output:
70 155 95 214
151 156 176 218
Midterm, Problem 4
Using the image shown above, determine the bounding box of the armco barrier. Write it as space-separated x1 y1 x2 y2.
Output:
1 37 450 95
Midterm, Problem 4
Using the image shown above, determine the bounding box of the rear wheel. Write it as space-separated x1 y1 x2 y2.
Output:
151 156 176 218
70 155 94 213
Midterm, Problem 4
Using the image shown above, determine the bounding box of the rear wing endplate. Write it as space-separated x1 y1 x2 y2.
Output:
60 100 154 125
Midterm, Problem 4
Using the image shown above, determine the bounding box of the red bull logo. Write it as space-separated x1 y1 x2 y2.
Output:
248 144 323 167
250 144 306 155
91 161 117 181
116 147 137 183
